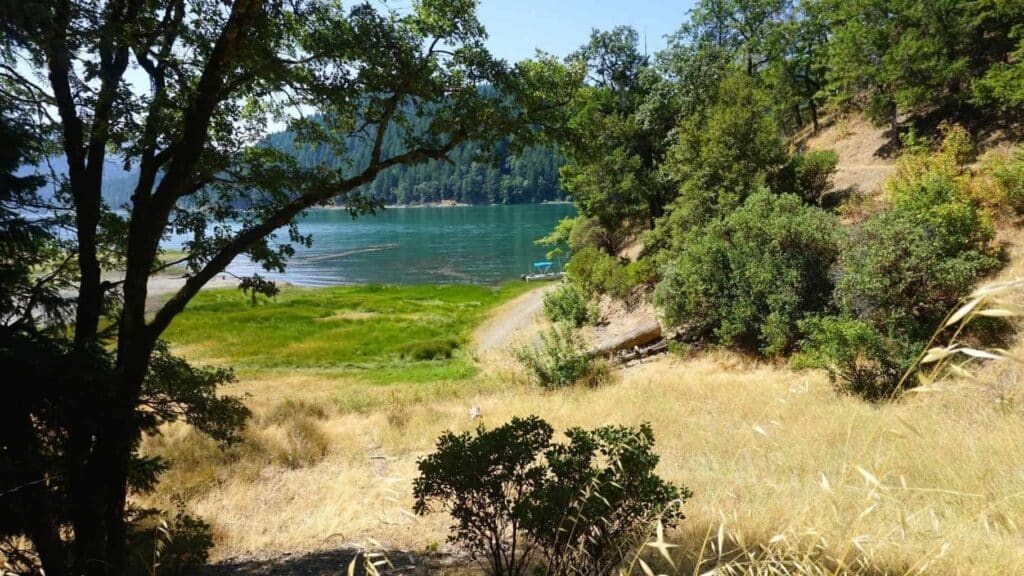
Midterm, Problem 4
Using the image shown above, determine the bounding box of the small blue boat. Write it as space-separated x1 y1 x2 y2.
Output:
521 260 564 282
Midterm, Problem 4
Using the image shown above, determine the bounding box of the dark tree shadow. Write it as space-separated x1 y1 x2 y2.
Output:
196 548 465 576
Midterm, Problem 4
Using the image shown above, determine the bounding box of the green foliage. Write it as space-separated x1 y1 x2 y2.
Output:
564 247 652 303
838 155 999 343
654 73 789 244
797 136 1001 398
793 316 916 401
534 216 578 259
514 324 608 389
559 27 679 234
413 416 553 576
568 216 628 254
790 149 840 205
265 126 567 206
973 25 1024 109
655 191 842 356
127 508 214 576
825 0 1023 137
527 423 689 576
543 284 599 327
413 417 687 576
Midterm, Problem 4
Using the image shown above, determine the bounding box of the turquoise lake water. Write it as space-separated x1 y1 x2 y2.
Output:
201 204 576 285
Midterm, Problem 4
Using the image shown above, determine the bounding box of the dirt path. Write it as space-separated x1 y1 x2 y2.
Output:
474 283 556 356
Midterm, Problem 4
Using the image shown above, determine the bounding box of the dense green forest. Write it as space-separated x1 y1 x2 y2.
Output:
25 117 566 208
264 110 566 205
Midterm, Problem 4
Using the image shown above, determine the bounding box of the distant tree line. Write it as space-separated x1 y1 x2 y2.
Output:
265 112 567 205
25 113 567 209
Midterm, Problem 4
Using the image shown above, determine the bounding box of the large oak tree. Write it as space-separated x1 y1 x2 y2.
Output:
0 0 573 574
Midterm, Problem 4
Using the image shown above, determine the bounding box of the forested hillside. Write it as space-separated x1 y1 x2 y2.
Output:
546 0 1024 398
25 121 565 209
264 123 565 205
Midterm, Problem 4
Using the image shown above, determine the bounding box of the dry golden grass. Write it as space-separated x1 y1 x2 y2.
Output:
142 335 1024 574
140 203 1024 574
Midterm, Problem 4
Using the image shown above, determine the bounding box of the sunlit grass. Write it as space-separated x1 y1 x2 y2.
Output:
163 283 534 388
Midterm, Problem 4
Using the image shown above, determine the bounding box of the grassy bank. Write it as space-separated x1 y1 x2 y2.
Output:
162 283 534 411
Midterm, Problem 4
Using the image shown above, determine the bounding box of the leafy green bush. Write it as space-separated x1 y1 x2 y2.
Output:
796 136 1002 398
565 246 653 303
543 284 598 327
793 149 839 205
413 416 687 576
654 191 842 356
514 324 607 389
527 423 689 576
793 316 918 401
837 168 999 343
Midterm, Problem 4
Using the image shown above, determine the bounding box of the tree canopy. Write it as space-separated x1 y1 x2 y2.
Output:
0 0 574 573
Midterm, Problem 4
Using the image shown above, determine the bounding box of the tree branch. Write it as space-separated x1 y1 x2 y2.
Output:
146 136 466 341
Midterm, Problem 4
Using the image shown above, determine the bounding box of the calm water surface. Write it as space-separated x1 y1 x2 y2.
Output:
188 204 576 286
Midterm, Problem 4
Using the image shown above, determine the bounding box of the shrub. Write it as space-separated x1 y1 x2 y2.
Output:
568 215 626 254
514 324 607 389
127 508 214 576
543 284 598 327
564 246 652 304
797 137 1002 399
654 191 842 356
836 208 998 342
413 416 553 576
793 316 918 401
793 149 839 205
527 424 689 576
975 147 1024 214
413 416 687 576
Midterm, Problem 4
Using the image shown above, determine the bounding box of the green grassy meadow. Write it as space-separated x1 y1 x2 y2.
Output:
163 282 534 389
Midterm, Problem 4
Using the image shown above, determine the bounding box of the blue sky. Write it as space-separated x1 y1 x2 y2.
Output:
477 0 697 61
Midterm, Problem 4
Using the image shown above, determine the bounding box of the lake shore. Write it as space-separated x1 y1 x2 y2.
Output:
313 199 574 210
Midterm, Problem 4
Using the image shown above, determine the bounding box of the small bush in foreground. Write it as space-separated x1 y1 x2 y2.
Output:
413 416 687 576
127 507 214 576
543 284 598 327
514 324 608 389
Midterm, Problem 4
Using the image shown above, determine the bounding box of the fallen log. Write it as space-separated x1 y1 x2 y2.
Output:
590 319 662 357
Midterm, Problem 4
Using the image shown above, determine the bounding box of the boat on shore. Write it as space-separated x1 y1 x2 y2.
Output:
521 261 564 282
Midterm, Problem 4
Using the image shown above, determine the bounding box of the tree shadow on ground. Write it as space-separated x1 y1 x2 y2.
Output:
197 548 467 576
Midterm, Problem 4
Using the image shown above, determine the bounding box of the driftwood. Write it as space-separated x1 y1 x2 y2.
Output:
616 339 672 364
590 319 662 357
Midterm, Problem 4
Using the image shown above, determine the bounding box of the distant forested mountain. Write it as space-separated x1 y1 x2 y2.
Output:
23 117 566 208
264 123 566 206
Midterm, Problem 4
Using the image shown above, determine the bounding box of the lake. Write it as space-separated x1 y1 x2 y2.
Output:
195 204 576 285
